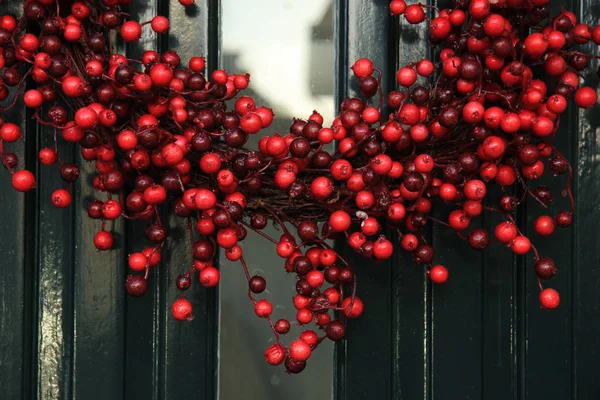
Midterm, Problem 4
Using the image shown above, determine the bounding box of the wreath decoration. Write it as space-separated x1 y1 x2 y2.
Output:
0 0 595 373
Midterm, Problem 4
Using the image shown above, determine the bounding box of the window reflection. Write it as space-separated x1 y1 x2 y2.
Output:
219 1 335 399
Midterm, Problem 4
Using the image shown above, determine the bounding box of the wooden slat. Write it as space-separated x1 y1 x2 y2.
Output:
480 186 521 400
392 4 431 400
572 1 600 398
122 2 161 399
336 1 397 399
35 109 76 400
0 3 29 396
72 165 126 399
159 1 219 398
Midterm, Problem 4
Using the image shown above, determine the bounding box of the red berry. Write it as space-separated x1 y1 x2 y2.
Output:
510 236 531 255
39 148 58 165
296 308 313 324
149 64 173 87
495 221 518 243
94 230 114 251
264 344 286 366
254 299 273 318
289 340 311 361
12 170 36 192
51 189 71 208
24 89 43 108
341 296 363 318
143 184 167 205
329 210 351 232
306 270 324 288
448 210 470 231
194 188 216 210
534 216 555 236
389 0 407 15
151 16 169 33
416 59 434 76
539 288 560 309
0 123 22 142
429 265 448 283
430 17 452 39
311 176 333 199
404 4 425 24
574 86 598 109
75 107 98 129
121 21 142 42
464 179 486 201
373 237 393 259
351 58 374 78
172 298 193 321
396 67 417 87
199 266 220 287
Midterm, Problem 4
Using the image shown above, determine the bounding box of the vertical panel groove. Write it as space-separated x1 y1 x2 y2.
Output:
333 0 348 399
207 2 220 398
24 81 40 400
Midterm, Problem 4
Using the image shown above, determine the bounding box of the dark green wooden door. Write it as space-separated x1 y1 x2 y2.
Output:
1 0 600 399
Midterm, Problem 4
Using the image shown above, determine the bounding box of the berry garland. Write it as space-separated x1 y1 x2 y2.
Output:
0 0 596 374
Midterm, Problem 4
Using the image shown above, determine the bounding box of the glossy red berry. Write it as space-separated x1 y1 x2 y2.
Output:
254 299 273 318
289 340 311 361
341 296 363 318
94 230 114 251
429 265 448 283
172 298 193 321
264 344 286 366
121 21 142 42
539 288 560 309
351 58 374 78
534 216 555 236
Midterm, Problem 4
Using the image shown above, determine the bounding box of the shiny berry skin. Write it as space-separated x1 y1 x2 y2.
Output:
495 221 518 243
404 4 425 24
254 299 273 318
574 86 598 108
176 274 192 290
510 236 531 255
151 16 169 33
329 210 351 232
125 275 148 297
429 265 448 283
194 188 217 210
534 216 555 236
351 58 374 78
12 169 35 192
389 0 407 15
468 229 489 250
264 344 286 366
556 211 573 227
373 238 393 259
24 89 43 108
289 339 312 361
536 258 557 280
275 319 291 334
311 177 334 200
464 179 486 201
51 189 71 208
539 288 560 309
121 21 142 42
171 298 193 321
246 276 266 294
448 210 470 231
199 266 220 287
341 296 364 318
1 123 22 142
94 230 113 251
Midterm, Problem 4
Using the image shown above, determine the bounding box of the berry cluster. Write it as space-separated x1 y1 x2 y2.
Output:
0 0 597 373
